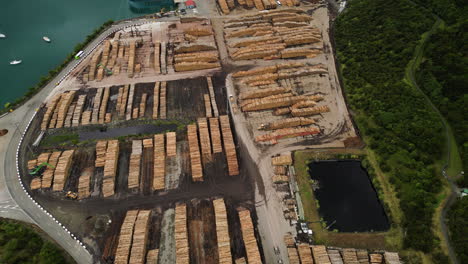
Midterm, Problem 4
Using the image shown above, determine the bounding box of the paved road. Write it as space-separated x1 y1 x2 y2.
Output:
0 18 157 264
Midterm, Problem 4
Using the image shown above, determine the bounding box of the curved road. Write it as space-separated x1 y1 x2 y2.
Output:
0 18 156 264
405 17 459 264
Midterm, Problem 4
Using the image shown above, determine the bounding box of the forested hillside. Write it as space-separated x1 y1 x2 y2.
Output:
0 219 72 263
335 0 447 261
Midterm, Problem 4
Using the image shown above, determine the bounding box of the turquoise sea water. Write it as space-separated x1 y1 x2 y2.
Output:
0 0 161 108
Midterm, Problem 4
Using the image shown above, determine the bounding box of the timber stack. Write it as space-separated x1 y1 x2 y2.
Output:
198 118 212 162
219 115 239 176
175 204 189 264
129 210 151 264
213 199 233 264
238 209 262 264
103 140 119 197
153 134 165 190
311 245 331 264
209 118 223 153
187 124 203 181
41 151 61 189
128 140 142 189
95 141 108 167
115 210 139 264
52 150 74 191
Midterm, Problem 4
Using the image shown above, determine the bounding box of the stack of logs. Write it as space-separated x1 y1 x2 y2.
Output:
52 150 74 191
219 115 239 176
217 0 300 14
103 140 119 197
238 209 262 264
128 140 142 189
187 124 203 182
213 199 233 263
175 204 189 263
153 135 165 190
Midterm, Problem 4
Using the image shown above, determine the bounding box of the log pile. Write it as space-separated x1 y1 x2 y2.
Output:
128 140 142 189
175 204 189 264
129 210 151 264
284 233 295 247
95 141 108 167
64 102 76 127
52 150 74 191
328 249 344 264
56 91 76 128
160 82 167 119
99 87 110 124
81 111 91 125
187 125 203 182
42 151 61 188
369 254 383 264
72 95 86 127
146 249 159 263
272 175 289 183
154 42 161 73
174 51 219 63
30 177 42 190
209 117 223 153
263 117 315 130
128 41 136 78
166 132 177 157
91 88 104 124
240 86 290 100
197 118 212 162
139 93 147 118
213 199 232 264
274 165 286 175
153 134 165 191
271 154 292 166
204 94 212 117
291 105 330 117
207 77 219 117
126 84 135 120
41 94 61 130
88 50 102 81
220 115 239 176
311 245 331 264
78 167 93 199
119 85 130 118
238 209 262 264
27 159 37 170
384 252 400 264
287 247 300 264
103 140 119 197
153 82 160 119
115 210 139 264
160 42 167 74
342 248 359 264
357 250 369 264
174 61 221 72
255 127 320 143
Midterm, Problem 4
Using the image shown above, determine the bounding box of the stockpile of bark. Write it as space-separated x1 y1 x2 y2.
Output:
187 124 203 181
103 140 119 197
213 199 233 264
209 117 223 153
52 150 74 191
129 140 142 189
95 141 108 167
198 118 212 162
77 167 93 199
42 151 61 188
220 115 239 176
311 245 331 264
175 204 189 264
129 210 151 264
115 210 139 264
238 209 262 264
256 127 320 143
153 134 165 190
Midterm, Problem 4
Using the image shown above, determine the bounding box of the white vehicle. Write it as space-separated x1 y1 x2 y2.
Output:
74 50 84 60
276 0 282 5
0 33 5 38
10 60 22 65
43 36 51 43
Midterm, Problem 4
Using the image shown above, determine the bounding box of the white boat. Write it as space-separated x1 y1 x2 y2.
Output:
10 60 22 65
43 36 51 43
0 33 5 38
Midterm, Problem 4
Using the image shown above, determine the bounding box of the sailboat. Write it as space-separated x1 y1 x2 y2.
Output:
0 33 5 38
10 60 22 65
42 36 51 43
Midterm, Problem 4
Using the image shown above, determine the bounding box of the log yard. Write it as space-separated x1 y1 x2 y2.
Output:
14 0 403 263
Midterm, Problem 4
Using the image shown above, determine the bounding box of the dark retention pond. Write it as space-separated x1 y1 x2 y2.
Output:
309 160 389 232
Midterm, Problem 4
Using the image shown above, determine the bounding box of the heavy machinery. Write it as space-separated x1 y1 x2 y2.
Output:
28 162 54 177
65 191 78 200
97 63 113 76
